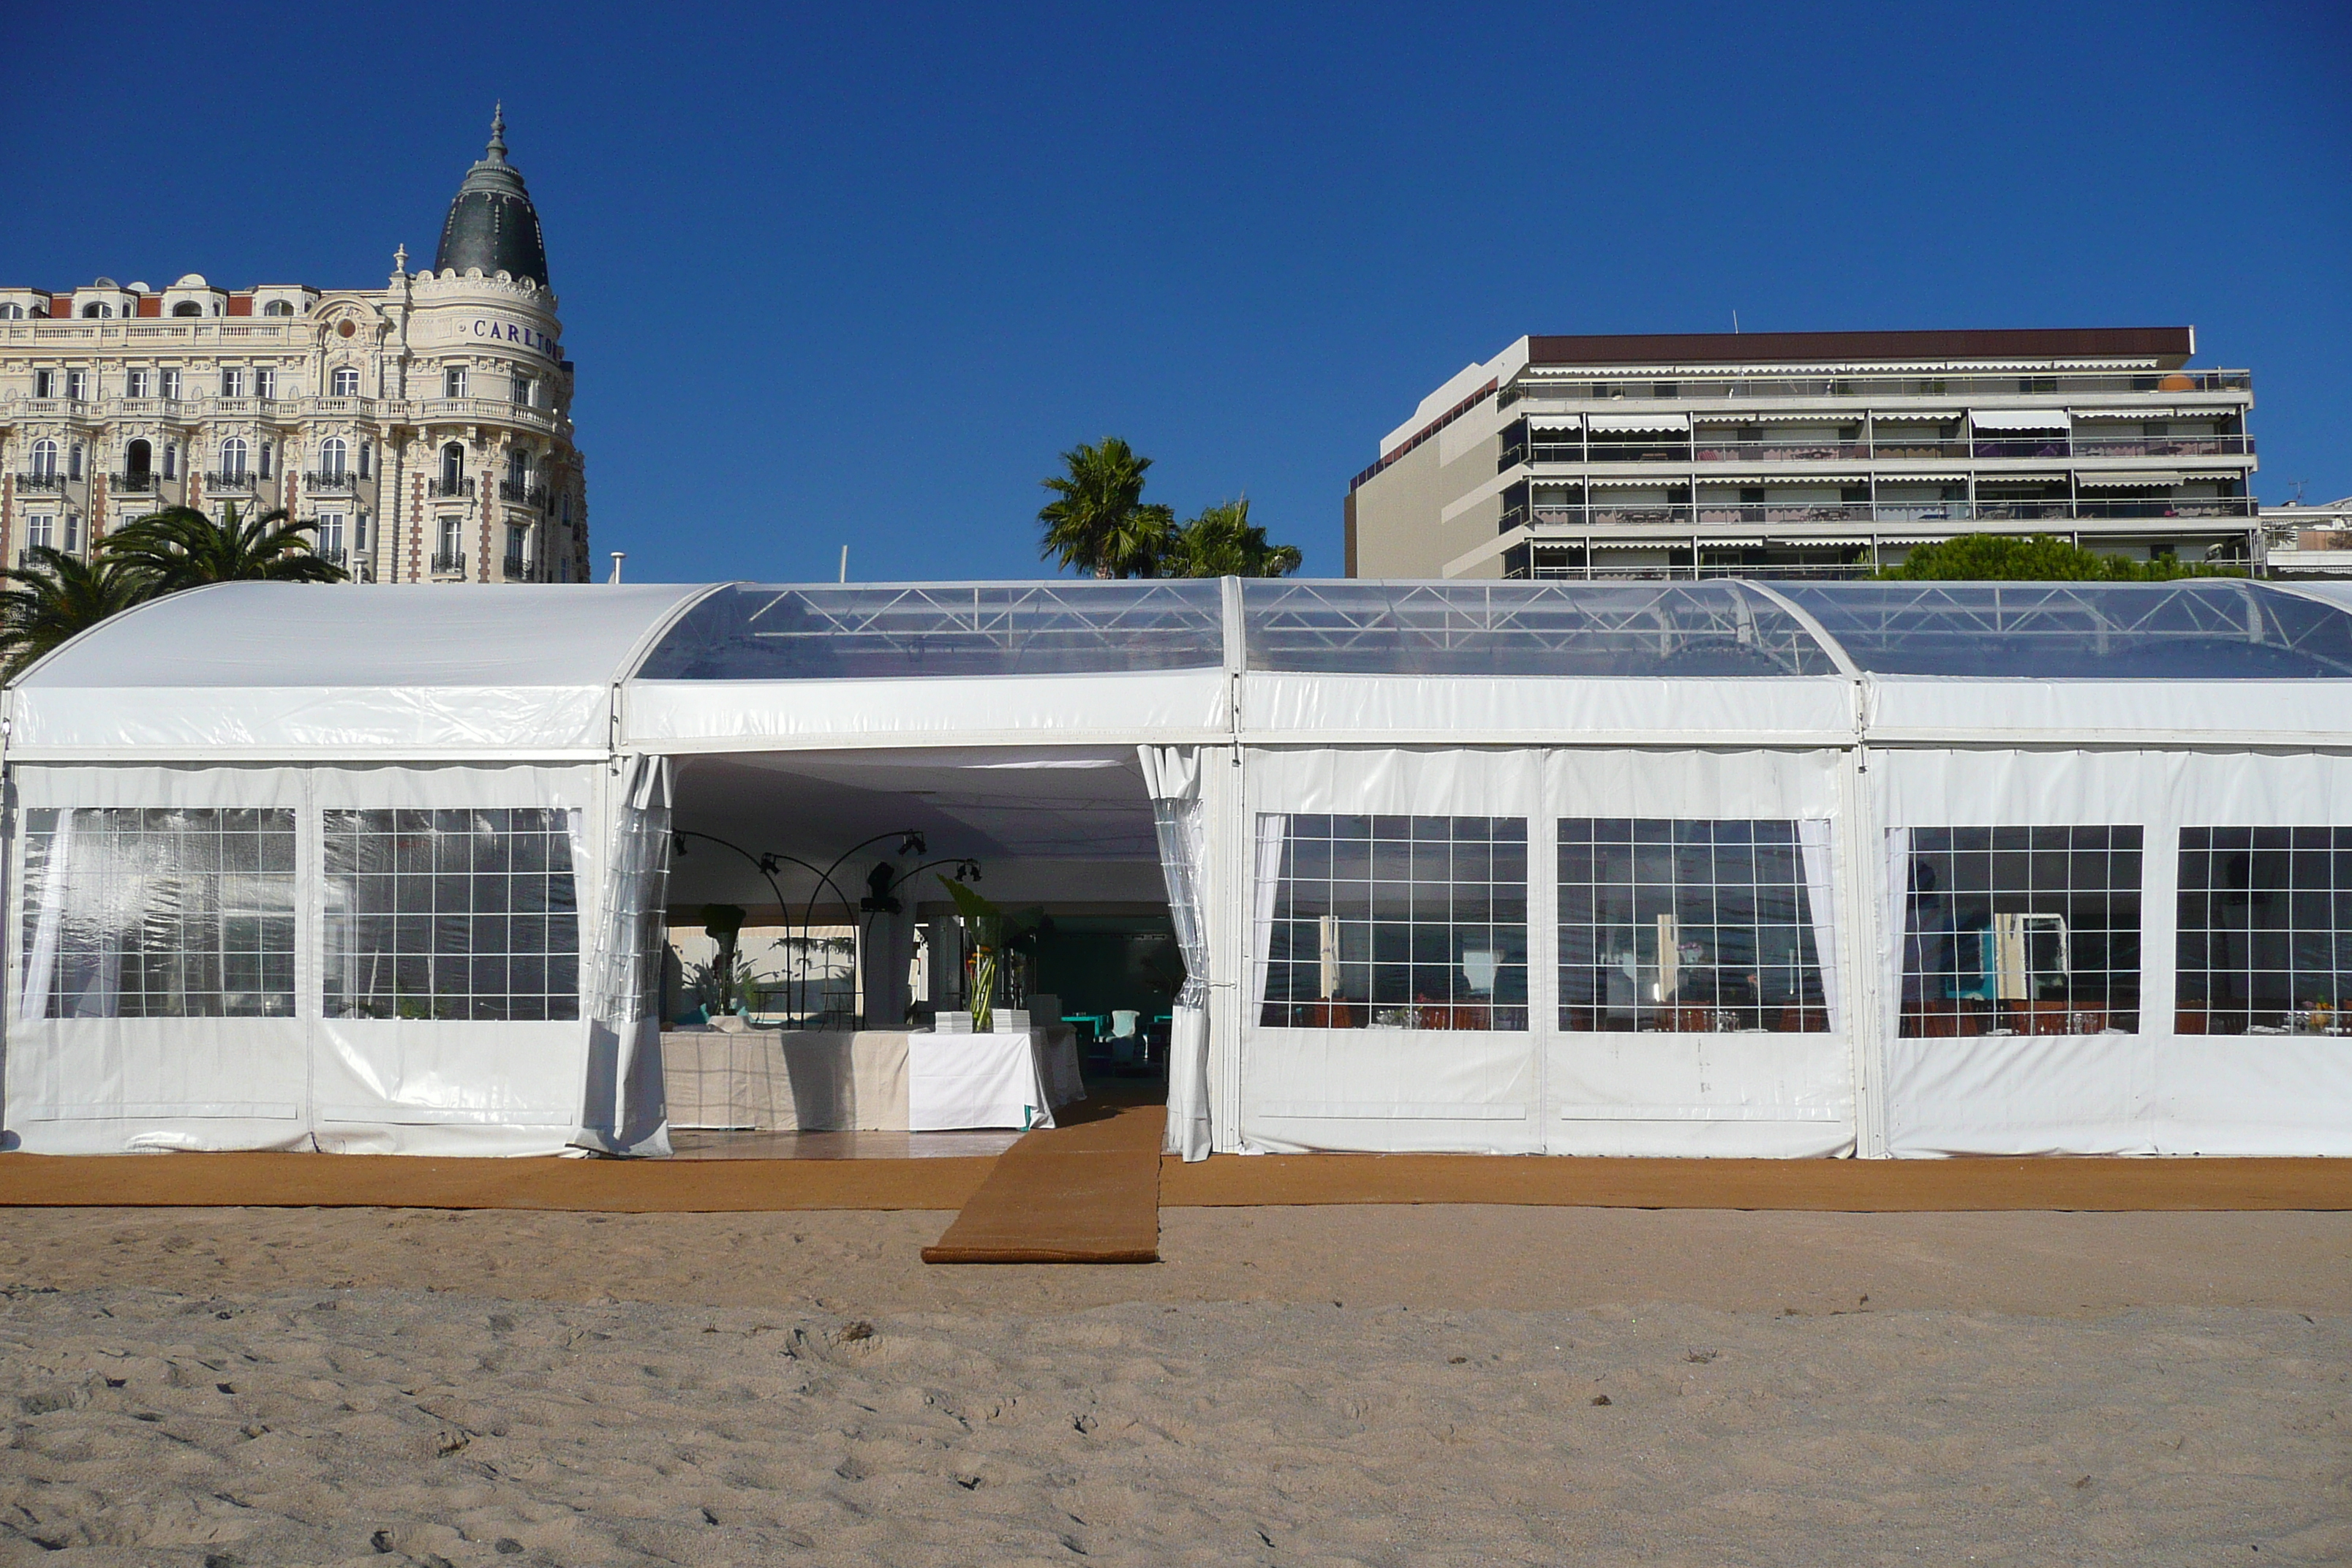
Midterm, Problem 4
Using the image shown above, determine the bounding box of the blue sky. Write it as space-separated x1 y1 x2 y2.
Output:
5 1 2347 582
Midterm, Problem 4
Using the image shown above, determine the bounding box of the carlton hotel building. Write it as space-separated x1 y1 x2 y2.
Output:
1346 328 2259 579
0 113 587 585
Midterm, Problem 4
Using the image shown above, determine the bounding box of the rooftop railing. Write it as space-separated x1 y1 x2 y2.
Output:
1512 497 2261 533
1503 369 2253 405
1506 434 2255 470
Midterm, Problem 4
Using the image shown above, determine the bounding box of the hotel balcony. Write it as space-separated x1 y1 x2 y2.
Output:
110 471 159 493
431 549 467 576
1510 497 2261 533
203 470 257 491
305 470 359 493
502 553 529 581
1501 368 2253 407
15 472 68 492
427 477 472 498
498 479 550 508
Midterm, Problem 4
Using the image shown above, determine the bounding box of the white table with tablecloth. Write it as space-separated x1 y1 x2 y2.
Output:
660 1024 1085 1132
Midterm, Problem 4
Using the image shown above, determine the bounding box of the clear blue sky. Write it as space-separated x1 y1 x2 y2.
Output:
5 1 2347 582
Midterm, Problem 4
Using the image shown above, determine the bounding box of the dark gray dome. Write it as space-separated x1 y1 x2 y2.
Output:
434 107 550 287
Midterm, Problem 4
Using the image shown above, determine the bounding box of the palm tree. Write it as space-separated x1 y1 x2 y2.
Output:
1160 498 1303 578
101 502 347 594
0 547 157 680
1037 437 1175 578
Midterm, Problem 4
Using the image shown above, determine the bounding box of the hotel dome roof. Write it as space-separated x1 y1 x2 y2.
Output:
434 105 550 288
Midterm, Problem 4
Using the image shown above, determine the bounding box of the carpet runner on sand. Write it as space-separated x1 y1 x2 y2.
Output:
921 1102 1164 1264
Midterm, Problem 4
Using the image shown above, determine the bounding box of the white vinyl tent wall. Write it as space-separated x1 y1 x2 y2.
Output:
9 577 2352 1158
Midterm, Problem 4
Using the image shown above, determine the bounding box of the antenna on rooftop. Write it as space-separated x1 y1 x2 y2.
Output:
839 545 849 583
1733 309 1740 333
2289 478 2310 505
608 551 625 584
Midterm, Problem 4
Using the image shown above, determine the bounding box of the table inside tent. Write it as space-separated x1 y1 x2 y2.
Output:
660 1025 1085 1133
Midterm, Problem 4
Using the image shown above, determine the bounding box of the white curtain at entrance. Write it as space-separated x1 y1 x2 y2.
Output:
15 810 77 1022
1797 818 1842 1033
1139 745 1213 1160
576 755 675 1156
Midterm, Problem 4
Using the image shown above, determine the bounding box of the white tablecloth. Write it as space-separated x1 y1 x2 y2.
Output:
662 1025 1084 1133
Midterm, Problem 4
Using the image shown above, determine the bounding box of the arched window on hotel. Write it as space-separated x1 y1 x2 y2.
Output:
257 441 273 480
124 440 152 482
440 443 465 491
162 442 178 479
171 301 202 317
358 441 372 479
219 437 248 480
29 440 57 478
318 437 348 480
80 302 111 319
67 443 83 481
0 304 23 320
263 300 294 317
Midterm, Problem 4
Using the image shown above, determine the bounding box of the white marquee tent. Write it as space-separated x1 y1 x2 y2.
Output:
8 576 2352 1160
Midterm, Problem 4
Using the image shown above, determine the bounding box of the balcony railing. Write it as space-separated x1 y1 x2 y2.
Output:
15 472 67 492
1515 497 2261 533
1507 433 2255 471
110 472 158 493
1504 369 2254 407
314 545 347 567
498 479 549 508
502 554 529 581
431 549 467 575
204 470 255 491
305 469 358 492
427 476 471 498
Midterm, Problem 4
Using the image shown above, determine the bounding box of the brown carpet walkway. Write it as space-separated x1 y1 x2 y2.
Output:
921 1102 1165 1263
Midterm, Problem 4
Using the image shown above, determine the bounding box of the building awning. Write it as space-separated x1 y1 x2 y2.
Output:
1697 536 1766 546
2079 471 2186 489
1587 412 1692 433
1586 478 1678 491
1868 411 1964 422
1526 415 1583 432
2070 407 2180 421
1875 472 1970 483
1970 408 2073 431
1750 472 1866 485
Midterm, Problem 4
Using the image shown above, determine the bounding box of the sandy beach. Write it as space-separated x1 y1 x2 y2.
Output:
1 1205 2346 1565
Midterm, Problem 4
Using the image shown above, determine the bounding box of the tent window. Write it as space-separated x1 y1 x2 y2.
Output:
1899 826 2142 1037
1256 814 1528 1030
1558 818 1828 1033
2176 827 2352 1035
18 807 298 1019
321 809 581 1022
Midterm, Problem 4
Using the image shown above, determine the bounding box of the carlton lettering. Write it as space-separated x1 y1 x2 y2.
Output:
470 318 559 358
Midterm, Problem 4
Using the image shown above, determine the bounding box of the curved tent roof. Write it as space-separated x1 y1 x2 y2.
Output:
11 578 2352 761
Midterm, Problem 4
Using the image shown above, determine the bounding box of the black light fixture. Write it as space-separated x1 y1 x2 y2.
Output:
897 830 927 857
671 832 689 856
954 859 982 883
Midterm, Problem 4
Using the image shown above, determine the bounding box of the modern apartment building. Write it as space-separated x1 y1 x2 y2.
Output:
1346 328 2258 580
0 110 587 585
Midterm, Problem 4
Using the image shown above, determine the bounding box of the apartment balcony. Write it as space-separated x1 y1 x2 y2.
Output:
427 477 472 499
110 471 159 494
498 479 549 508
15 472 67 492
1515 497 2261 533
305 470 359 493
1502 368 2254 408
502 554 529 581
431 550 467 576
1507 433 2255 472
204 471 257 491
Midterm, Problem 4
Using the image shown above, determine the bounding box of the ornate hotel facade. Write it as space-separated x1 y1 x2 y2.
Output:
0 111 587 585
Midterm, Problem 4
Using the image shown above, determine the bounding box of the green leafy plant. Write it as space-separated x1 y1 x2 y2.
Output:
101 502 347 593
1158 497 1303 578
1876 533 2245 581
0 546 157 679
938 875 1006 1030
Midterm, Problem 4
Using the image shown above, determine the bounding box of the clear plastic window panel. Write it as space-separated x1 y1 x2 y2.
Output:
1776 582 2352 679
1898 826 2141 1037
1558 819 1827 1033
2176 828 2352 1035
635 581 1226 679
18 807 297 1019
323 809 581 1022
1257 815 1529 1030
1240 581 1840 676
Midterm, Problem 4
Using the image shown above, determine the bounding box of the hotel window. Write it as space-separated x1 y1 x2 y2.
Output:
256 369 277 400
29 439 57 478
218 437 248 479
331 366 360 397
1898 827 2142 1036
160 369 181 401
512 374 535 407
17 807 298 1019
257 441 273 479
62 514 80 553
316 512 346 559
65 370 87 401
80 302 111 319
322 809 581 1022
31 369 54 399
317 437 348 479
505 524 529 573
221 367 246 398
1255 814 1529 1030
67 443 82 480
263 299 293 317
162 442 178 479
357 441 371 479
0 304 21 320
25 515 53 551
126 369 152 399
437 516 463 565
1558 819 1831 1033
353 513 371 554
172 301 203 317
2176 829 2352 1034
443 366 467 398
439 443 465 490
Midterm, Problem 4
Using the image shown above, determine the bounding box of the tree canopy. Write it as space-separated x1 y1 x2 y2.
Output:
1876 533 2245 581
0 548 158 680
1037 440 1302 578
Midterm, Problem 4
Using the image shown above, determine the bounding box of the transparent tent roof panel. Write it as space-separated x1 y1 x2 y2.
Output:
1776 581 2352 679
